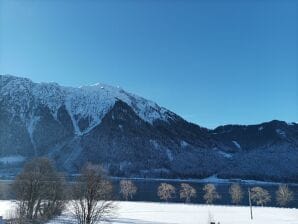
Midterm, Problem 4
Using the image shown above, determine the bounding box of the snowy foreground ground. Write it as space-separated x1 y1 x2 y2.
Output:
0 201 297 224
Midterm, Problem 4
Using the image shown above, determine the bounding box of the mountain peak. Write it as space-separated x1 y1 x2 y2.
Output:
0 74 172 136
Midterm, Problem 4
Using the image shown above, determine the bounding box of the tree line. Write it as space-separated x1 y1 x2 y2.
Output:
2 157 296 224
153 182 294 207
118 180 294 207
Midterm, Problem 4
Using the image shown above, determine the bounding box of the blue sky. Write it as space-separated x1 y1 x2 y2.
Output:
0 0 297 128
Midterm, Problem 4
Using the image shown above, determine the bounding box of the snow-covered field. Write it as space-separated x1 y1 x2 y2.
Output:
0 201 297 224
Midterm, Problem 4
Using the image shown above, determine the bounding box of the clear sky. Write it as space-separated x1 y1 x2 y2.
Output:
0 0 297 128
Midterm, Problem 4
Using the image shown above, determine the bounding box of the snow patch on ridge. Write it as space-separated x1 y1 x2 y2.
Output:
218 150 233 158
232 140 241 149
150 140 159 149
180 140 189 148
26 115 40 150
287 122 296 126
166 149 174 161
276 129 286 138
64 85 117 135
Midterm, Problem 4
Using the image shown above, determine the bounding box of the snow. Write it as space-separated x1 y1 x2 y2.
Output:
110 202 298 224
218 150 233 158
1 75 171 136
64 85 122 135
65 83 170 130
149 140 159 149
198 175 231 184
276 129 287 138
232 141 241 149
180 140 189 148
240 178 298 186
287 122 296 126
0 201 15 217
149 140 174 161
0 201 297 224
166 149 174 161
26 115 40 149
0 156 25 164
32 82 65 119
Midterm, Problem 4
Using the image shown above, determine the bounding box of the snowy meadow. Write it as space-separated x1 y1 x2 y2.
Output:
0 201 297 224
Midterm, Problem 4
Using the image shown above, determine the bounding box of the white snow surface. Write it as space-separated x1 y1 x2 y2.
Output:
0 201 297 224
1 75 172 135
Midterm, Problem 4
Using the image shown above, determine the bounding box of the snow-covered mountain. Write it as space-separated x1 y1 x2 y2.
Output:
1 75 172 135
1 75 298 182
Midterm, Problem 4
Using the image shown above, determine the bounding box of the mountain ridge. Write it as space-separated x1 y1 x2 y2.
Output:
2 74 296 130
1 74 297 182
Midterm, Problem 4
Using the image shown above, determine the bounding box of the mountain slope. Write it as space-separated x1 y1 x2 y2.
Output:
0 75 297 182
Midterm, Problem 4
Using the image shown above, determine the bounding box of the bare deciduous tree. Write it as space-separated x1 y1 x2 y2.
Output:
229 183 243 205
276 185 294 207
179 183 196 203
120 180 137 201
12 157 65 224
250 187 271 206
203 184 220 204
71 163 115 224
157 183 176 202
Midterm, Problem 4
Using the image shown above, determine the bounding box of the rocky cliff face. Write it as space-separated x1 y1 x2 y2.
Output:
1 75 297 182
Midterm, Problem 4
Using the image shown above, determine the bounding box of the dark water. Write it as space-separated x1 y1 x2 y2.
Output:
111 178 298 208
1 178 298 208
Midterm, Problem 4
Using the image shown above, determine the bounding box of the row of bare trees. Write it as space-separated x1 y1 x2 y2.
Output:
232 184 294 206
155 182 294 206
157 183 219 204
118 180 294 206
9 158 114 224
